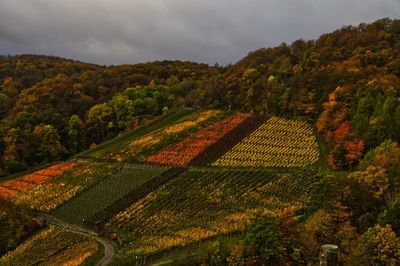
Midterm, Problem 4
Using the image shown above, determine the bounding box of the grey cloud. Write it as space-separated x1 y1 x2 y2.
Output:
0 0 399 65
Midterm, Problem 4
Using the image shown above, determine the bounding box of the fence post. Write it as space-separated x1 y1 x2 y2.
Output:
319 244 339 266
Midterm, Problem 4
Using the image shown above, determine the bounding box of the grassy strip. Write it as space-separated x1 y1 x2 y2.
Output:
313 130 329 171
111 232 245 266
83 239 105 266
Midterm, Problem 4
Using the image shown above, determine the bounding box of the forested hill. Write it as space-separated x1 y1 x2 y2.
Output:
217 17 400 170
1 17 400 175
0 56 221 175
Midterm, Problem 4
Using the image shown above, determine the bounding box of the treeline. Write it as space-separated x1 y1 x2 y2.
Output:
0 56 220 174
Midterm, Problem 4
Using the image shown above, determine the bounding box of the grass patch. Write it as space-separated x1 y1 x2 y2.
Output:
313 130 329 171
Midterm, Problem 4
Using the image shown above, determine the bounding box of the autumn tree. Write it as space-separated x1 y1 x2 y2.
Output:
348 224 400 266
2 128 25 173
244 208 303 264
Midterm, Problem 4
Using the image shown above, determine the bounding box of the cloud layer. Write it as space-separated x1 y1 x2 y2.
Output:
0 0 399 65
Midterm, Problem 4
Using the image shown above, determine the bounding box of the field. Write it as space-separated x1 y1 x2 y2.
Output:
87 109 225 162
106 168 320 261
142 113 252 166
0 226 99 266
1 112 323 265
79 109 196 158
213 116 320 168
0 162 77 199
52 163 178 227
0 162 78 204
1 161 117 212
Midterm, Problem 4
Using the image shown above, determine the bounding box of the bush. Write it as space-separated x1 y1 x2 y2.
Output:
4 160 27 174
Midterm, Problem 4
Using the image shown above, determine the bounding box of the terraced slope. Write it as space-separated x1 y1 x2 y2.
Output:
1 161 117 212
213 116 320 168
1 112 324 265
106 168 320 261
78 109 196 158
85 109 225 162
0 226 99 266
142 113 258 166
52 164 178 228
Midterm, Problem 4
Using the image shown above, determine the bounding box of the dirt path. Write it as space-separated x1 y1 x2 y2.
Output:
95 237 115 266
43 214 115 266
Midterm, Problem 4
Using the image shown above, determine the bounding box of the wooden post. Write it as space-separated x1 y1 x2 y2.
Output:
319 244 339 266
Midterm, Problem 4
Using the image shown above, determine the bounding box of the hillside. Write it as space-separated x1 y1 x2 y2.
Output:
0 56 220 175
1 18 400 265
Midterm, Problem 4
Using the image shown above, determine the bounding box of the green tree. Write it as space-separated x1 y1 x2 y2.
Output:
383 201 400 235
245 214 283 261
34 124 66 162
375 97 398 143
86 103 114 143
109 94 134 129
353 96 373 137
68 115 85 153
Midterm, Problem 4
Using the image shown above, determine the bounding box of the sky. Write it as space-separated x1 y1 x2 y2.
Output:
0 0 399 66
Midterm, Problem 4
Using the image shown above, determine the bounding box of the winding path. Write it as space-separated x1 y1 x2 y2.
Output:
42 214 115 266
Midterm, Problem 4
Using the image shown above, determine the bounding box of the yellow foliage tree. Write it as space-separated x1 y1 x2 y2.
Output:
349 165 389 199
348 224 400 266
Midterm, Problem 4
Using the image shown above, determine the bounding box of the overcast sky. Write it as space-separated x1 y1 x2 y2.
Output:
0 0 399 65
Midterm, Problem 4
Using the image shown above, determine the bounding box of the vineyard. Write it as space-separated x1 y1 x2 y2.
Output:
91 109 225 162
0 112 324 265
142 113 252 166
52 163 175 227
106 168 320 259
0 226 99 266
1 161 117 212
0 162 77 200
213 116 320 168
1 15 395 265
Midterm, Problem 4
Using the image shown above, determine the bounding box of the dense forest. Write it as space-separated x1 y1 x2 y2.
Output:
1 18 400 264
0 56 221 174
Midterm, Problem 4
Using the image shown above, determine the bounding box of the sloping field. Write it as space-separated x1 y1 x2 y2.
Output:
106 168 320 261
0 226 99 266
78 109 196 159
85 109 225 162
213 116 320 168
52 163 178 228
0 162 77 199
1 112 323 265
142 113 256 166
1 161 117 212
